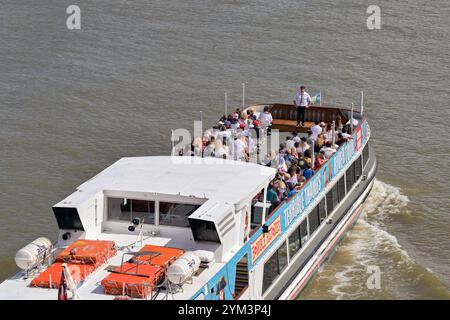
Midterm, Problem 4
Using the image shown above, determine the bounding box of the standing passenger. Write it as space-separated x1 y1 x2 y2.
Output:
293 85 312 127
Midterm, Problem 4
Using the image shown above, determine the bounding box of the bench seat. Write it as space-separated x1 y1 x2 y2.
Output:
271 119 314 133
268 103 348 134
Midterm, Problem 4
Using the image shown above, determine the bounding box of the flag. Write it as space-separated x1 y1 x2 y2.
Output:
311 92 321 105
58 269 68 300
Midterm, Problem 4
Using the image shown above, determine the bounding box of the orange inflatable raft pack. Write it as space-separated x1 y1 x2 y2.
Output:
30 239 116 289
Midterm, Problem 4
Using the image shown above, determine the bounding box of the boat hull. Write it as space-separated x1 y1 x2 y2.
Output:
266 145 377 300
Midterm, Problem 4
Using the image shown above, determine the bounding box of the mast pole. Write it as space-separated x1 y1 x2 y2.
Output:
242 83 246 110
350 103 354 131
332 120 336 146
360 91 364 117
225 91 228 116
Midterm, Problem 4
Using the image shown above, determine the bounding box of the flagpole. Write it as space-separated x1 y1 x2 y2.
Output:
225 91 228 115
200 111 203 138
332 120 336 146
319 90 322 106
360 91 364 117
350 103 354 131
171 129 175 156
242 83 246 110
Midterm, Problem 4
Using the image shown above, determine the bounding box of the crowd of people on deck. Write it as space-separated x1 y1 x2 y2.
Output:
178 86 355 211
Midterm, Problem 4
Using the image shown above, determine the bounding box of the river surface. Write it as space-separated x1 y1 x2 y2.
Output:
0 0 449 299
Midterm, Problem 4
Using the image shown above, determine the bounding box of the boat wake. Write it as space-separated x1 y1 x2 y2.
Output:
299 179 450 299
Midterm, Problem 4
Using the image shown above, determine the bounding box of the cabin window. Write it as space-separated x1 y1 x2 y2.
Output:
326 189 334 215
308 207 320 236
318 197 327 223
262 241 288 294
288 227 301 259
250 189 265 231
300 219 309 245
363 142 370 168
262 251 279 294
189 219 221 243
53 207 84 231
107 198 156 224
159 202 199 227
346 162 356 191
337 176 346 202
332 183 339 208
278 241 288 273
355 155 363 180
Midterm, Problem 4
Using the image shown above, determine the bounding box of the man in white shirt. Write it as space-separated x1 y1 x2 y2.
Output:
311 121 322 140
320 142 337 159
230 136 246 161
293 85 311 127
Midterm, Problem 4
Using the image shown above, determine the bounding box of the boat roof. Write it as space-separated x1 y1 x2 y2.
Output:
55 156 276 207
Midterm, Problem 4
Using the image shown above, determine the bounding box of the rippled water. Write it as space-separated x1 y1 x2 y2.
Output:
0 0 449 298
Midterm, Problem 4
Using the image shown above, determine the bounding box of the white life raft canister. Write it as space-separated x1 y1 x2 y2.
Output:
14 237 53 270
166 251 201 285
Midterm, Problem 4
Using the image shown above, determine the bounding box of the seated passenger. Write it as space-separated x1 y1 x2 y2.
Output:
314 152 326 170
296 137 310 155
315 134 325 152
286 136 295 149
311 121 322 140
325 123 335 142
303 149 313 165
320 141 336 158
341 127 352 140
259 106 273 135
286 183 297 198
266 183 280 211
303 163 314 180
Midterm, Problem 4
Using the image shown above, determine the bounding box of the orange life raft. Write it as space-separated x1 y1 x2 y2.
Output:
30 239 116 289
56 239 116 265
101 245 184 299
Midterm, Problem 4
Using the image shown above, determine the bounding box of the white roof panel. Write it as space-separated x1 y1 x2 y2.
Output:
55 156 276 207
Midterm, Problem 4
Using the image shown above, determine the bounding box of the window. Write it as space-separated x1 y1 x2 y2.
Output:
363 142 370 168
326 189 334 215
337 176 346 202
355 155 363 180
300 219 309 245
308 207 320 236
346 162 356 191
332 184 339 208
278 242 288 273
159 202 199 227
53 207 84 231
189 219 221 243
108 198 155 224
262 251 279 293
318 197 327 223
288 227 301 258
262 241 288 294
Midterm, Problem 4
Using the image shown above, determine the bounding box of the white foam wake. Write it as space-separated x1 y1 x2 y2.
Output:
327 179 413 299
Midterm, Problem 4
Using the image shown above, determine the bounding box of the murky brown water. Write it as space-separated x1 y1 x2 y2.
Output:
0 0 449 298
